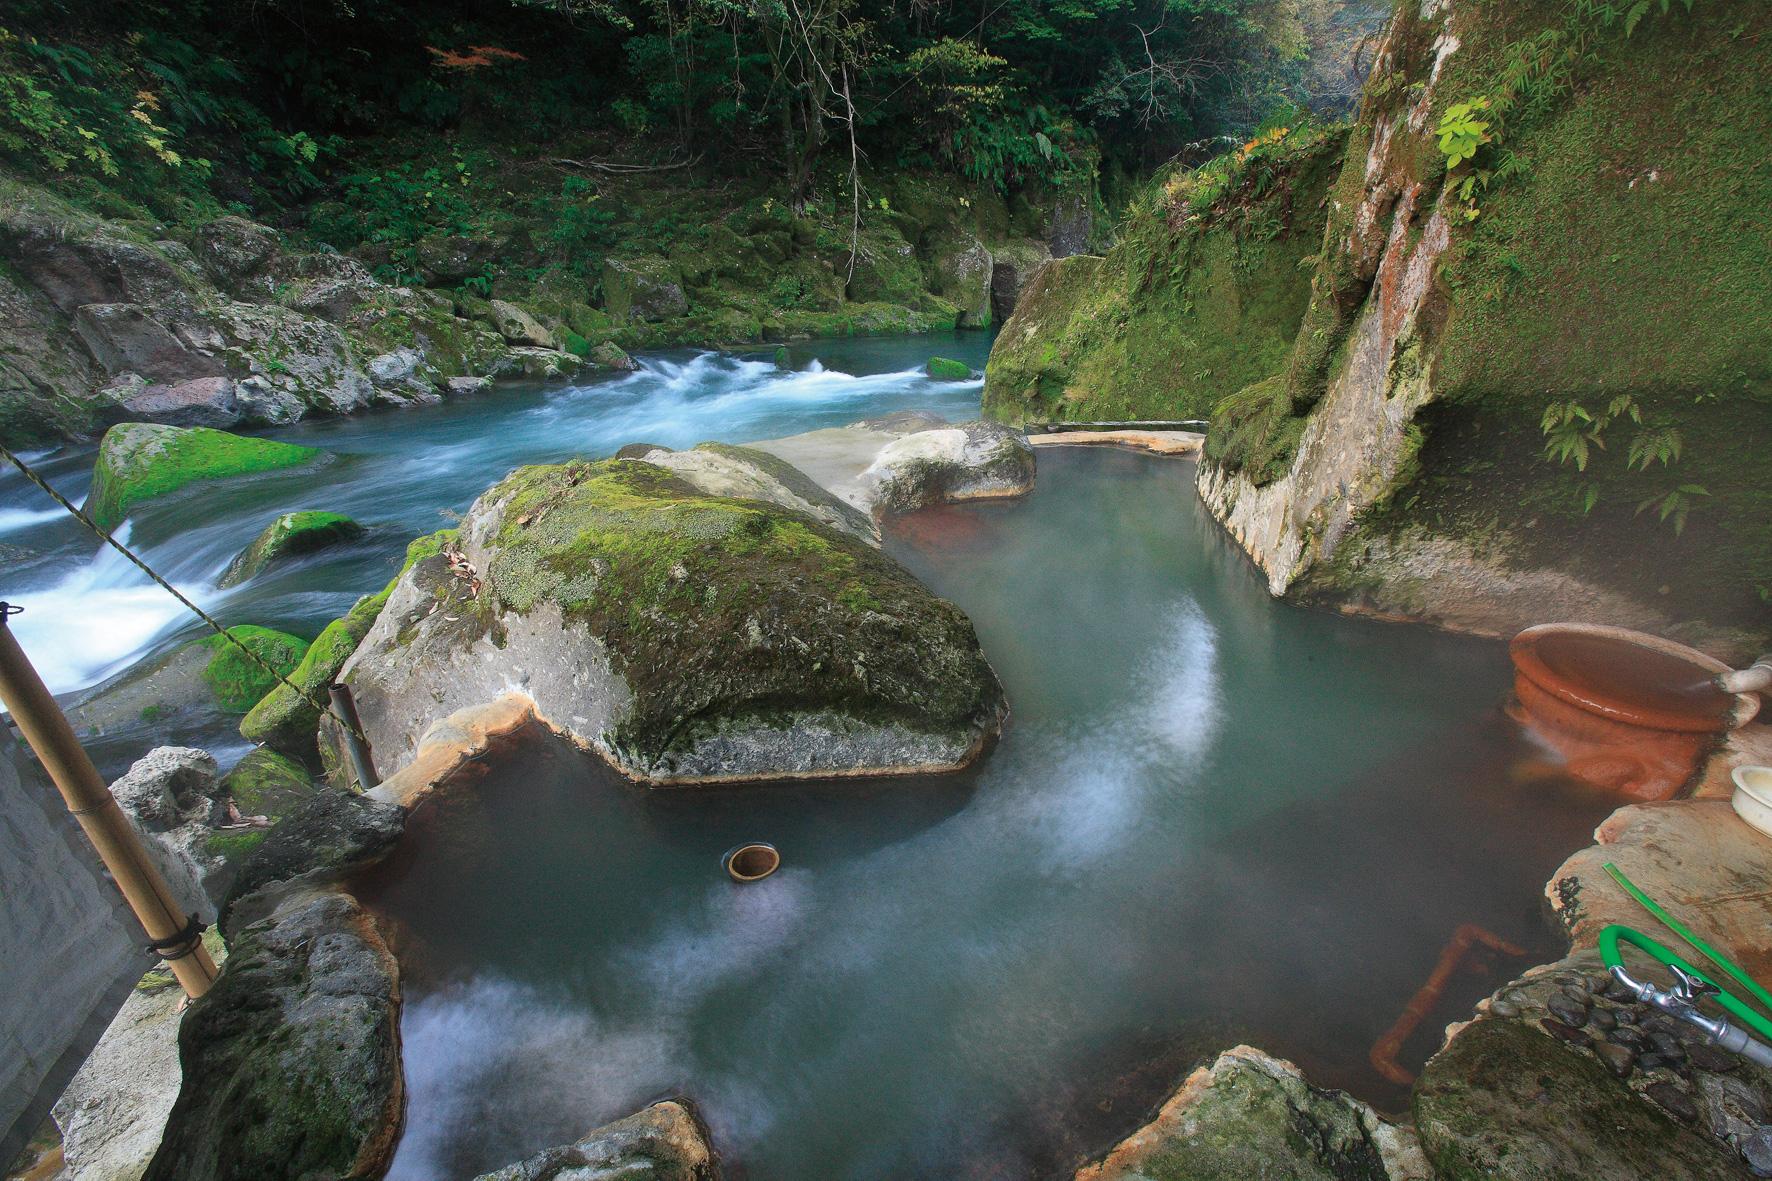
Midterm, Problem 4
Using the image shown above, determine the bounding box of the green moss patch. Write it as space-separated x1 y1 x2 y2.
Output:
927 356 972 381
84 423 324 532
203 625 310 713
220 747 318 816
480 459 1000 762
240 530 455 757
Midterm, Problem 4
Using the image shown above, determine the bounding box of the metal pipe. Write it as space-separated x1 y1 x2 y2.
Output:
328 682 379 789
0 604 218 999
1718 657 1772 695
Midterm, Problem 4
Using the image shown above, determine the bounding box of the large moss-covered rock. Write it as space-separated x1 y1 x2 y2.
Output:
472 1100 718 1181
1076 1045 1426 1181
83 423 323 531
201 625 308 713
329 459 1005 782
142 890 402 1181
603 256 687 321
221 510 366 587
240 531 456 758
1413 1017 1748 1180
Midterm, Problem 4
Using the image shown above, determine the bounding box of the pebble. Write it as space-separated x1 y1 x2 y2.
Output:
1615 1006 1640 1024
1650 1030 1685 1057
1594 1041 1636 1078
1548 991 1591 1027
1488 998 1522 1019
1587 972 1613 994
1742 1128 1772 1177
1588 1006 1617 1032
1540 1017 1592 1048
1646 1080 1699 1123
1609 1026 1651 1053
1639 1052 1669 1072
1687 1041 1740 1073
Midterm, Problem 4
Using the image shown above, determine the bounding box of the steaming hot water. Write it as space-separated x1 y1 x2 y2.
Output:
2 334 1609 1178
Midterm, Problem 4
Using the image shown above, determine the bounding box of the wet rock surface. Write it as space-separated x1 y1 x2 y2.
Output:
1074 1045 1427 1181
1415 1016 1750 1179
142 890 402 1181
329 459 1005 783
470 1100 719 1181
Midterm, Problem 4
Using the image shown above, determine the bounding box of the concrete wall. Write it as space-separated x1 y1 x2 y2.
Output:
0 722 144 1165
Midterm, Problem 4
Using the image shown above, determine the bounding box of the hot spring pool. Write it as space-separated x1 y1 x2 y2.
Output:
354 446 1611 1180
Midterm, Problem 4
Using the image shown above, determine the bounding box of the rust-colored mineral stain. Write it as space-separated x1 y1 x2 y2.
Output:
1508 624 1752 802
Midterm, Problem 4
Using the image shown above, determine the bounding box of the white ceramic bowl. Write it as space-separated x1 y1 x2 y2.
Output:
1731 765 1772 838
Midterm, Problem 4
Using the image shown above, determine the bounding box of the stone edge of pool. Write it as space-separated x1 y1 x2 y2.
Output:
133 685 1772 1180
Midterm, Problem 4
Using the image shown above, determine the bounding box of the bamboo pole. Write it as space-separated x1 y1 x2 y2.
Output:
0 606 218 999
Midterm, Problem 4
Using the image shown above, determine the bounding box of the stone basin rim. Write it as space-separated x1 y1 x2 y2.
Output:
1510 621 1759 734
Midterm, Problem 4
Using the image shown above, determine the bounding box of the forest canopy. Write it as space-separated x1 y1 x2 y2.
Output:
1 0 1383 217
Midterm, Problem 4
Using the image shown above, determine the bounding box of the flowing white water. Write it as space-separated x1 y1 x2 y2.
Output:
0 337 989 702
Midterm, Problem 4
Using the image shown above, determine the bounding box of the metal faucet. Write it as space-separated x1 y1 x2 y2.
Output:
1609 963 1772 1068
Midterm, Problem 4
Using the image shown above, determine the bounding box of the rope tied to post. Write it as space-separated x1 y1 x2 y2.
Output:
144 912 208 962
0 444 371 746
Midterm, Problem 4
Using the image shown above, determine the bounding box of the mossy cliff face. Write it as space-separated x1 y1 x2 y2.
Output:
983 0 1772 650
83 422 324 532
328 459 1005 783
982 125 1345 426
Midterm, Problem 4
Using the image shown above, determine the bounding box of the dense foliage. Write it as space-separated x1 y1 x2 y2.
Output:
0 0 1382 222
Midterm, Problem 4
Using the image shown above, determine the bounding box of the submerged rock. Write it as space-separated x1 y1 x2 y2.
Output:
472 1100 719 1181
220 510 365 587
143 890 402 1181
329 459 1005 782
1075 1045 1427 1181
83 422 323 532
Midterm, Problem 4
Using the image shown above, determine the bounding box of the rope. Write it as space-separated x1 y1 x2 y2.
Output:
0 444 369 743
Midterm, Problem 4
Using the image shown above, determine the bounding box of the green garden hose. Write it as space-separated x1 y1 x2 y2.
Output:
1602 861 1772 1016
1598 924 1772 1043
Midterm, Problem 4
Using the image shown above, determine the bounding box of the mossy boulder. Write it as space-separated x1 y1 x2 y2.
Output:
1078 1046 1424 1181
328 459 1005 782
471 1100 718 1181
218 748 316 822
603 256 687 322
83 423 324 532
926 356 972 381
240 532 455 758
201 626 308 714
142 890 402 1181
1413 1017 1748 1179
220 510 366 587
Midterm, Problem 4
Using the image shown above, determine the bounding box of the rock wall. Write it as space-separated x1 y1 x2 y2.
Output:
0 725 144 1165
980 0 1772 650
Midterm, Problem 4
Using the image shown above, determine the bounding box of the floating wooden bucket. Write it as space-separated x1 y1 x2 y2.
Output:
723 842 780 883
